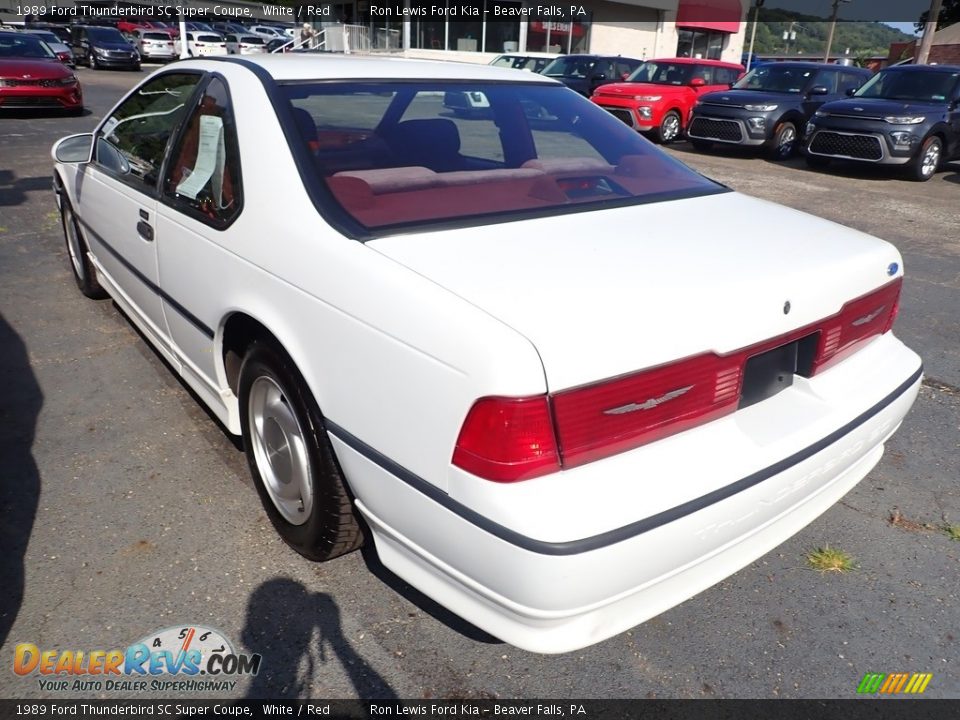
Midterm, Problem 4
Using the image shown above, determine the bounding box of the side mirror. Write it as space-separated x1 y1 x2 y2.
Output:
51 133 93 164
808 85 829 96
690 77 706 87
845 87 857 97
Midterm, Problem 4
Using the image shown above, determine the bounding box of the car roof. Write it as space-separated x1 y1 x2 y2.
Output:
195 55 562 83
882 63 960 72
554 54 642 61
650 57 743 68
756 61 869 71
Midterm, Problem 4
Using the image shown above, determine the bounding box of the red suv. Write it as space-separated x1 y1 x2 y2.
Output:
591 57 744 143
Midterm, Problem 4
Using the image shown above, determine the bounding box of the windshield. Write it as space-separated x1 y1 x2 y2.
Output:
0 33 56 59
282 81 722 234
627 61 695 85
542 56 597 79
734 65 816 93
87 27 127 43
855 69 960 103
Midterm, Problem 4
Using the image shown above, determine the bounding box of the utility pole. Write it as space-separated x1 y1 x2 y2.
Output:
916 0 944 65
823 0 850 63
746 0 764 72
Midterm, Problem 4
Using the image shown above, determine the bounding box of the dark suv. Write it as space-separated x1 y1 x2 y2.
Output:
804 64 960 181
687 62 871 159
541 54 644 97
71 25 140 70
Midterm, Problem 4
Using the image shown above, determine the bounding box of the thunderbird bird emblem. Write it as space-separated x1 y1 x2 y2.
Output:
852 306 885 327
603 385 694 415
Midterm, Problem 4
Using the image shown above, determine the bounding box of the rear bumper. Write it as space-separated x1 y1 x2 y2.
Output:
332 335 921 653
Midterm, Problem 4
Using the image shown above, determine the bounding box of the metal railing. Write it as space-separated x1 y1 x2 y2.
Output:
270 24 400 54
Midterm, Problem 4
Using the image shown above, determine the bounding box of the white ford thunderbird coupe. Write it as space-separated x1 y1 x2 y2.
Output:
52 55 922 653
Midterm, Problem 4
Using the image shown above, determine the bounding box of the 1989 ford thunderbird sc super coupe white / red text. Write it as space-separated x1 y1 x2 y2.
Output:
51 55 922 653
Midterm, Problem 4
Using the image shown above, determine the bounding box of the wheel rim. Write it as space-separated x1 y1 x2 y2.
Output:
63 206 84 279
662 113 680 142
921 141 940 177
248 376 313 525
777 126 796 156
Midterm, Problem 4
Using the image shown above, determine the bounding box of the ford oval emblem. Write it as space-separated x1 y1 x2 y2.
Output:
887 262 899 276
783 300 791 315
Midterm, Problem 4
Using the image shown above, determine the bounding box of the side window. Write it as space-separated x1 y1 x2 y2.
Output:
840 71 865 94
615 61 635 80
95 72 201 191
163 77 243 227
715 67 738 86
813 69 839 94
693 65 715 84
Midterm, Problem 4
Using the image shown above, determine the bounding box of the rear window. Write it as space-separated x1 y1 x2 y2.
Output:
198 35 223 43
283 81 721 234
241 36 265 44
143 32 169 40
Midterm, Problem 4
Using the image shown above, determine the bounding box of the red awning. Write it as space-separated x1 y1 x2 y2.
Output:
676 0 743 34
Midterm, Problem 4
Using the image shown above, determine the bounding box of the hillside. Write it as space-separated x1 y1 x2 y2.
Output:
747 10 912 58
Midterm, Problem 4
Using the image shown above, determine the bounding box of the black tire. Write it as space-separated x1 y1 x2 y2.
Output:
59 193 107 299
908 136 942 182
805 153 830 169
769 121 798 160
690 139 713 152
239 341 363 562
656 110 682 144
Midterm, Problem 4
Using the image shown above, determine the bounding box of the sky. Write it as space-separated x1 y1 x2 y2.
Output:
884 22 920 36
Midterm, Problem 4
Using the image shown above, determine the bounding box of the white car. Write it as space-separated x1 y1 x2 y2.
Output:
248 24 287 41
51 56 922 654
174 31 227 57
224 33 266 55
133 29 176 62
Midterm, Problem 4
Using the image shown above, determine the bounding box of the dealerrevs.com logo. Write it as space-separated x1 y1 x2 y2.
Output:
13 625 261 693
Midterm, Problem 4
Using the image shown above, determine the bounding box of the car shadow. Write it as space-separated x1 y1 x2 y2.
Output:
359 542 502 646
240 577 399 699
0 314 42 647
942 161 960 184
0 171 55 207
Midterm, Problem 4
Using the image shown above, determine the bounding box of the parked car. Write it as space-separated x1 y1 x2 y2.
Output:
184 22 217 34
50 56 921 654
225 33 266 55
25 22 71 43
0 30 82 113
133 29 176 63
541 54 644 96
248 24 287 41
591 57 743 143
25 29 75 67
175 32 227 58
70 25 140 70
687 62 872 159
264 37 293 54
803 64 960 181
489 52 558 74
212 22 248 37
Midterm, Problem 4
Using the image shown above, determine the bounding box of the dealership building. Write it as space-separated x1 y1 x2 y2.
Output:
0 0 748 64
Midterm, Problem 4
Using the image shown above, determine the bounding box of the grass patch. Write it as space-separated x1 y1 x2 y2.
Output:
943 524 960 542
806 546 856 573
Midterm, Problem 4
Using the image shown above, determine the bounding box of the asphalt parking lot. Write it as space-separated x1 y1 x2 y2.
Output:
1 65 958 700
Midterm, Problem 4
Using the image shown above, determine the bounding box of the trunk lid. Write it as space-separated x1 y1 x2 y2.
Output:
368 192 901 392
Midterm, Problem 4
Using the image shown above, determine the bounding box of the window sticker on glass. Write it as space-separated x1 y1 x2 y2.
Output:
176 115 225 201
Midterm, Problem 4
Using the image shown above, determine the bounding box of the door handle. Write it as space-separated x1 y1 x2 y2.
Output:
137 221 154 242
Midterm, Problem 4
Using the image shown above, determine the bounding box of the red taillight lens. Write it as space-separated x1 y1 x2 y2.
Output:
552 354 742 468
452 396 560 482
454 278 903 482
811 277 902 375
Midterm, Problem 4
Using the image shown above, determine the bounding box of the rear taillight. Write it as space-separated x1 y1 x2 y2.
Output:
452 396 560 482
811 277 902 375
552 354 741 469
453 277 903 482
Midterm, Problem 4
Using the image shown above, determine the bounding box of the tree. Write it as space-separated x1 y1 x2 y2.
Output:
917 0 960 31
